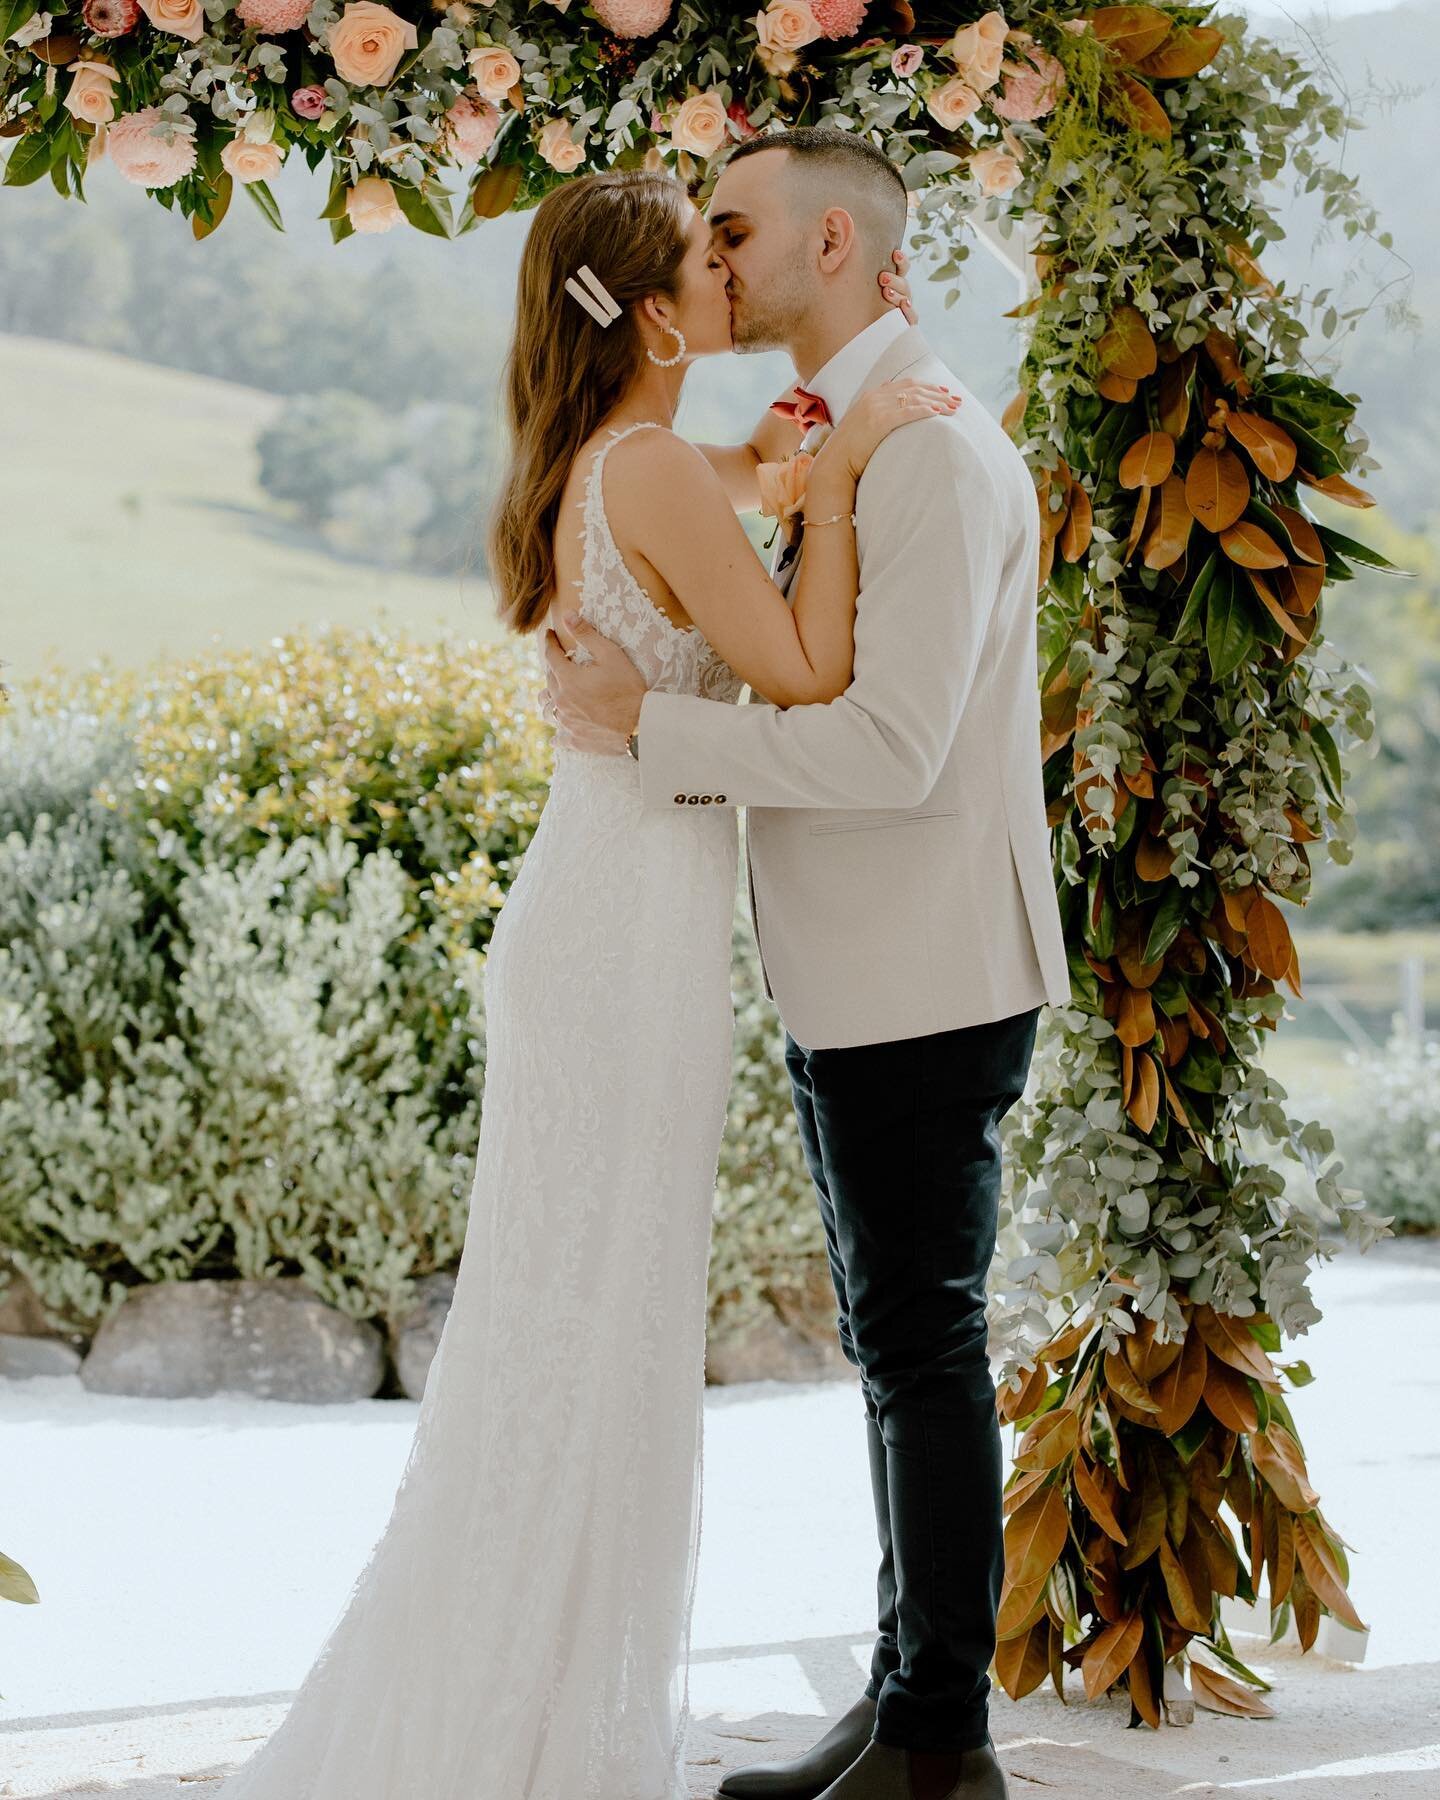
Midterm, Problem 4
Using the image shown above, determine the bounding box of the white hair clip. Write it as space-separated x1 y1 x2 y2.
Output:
564 263 622 329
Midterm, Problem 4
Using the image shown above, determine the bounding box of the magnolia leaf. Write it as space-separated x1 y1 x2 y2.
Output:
1142 473 1193 569
192 169 233 241
1185 447 1250 531
1135 22 1224 76
1251 1425 1321 1512
1203 1357 1258 1433
1059 481 1094 562
1014 1404 1081 1472
1128 1636 1162 1727
1086 3 1174 60
1224 410 1297 481
1316 526 1410 576
1119 430 1176 489
1268 501 1325 565
1105 1346 1161 1414
1081 1611 1144 1699
1097 369 1139 403
1295 1518 1367 1632
1246 891 1294 979
0 1551 39 1604
1105 72 1173 139
1204 563 1254 681
995 1618 1052 1700
1159 1535 1211 1634
1292 1567 1322 1649
1097 303 1158 380
1126 1049 1160 1132
1075 1455 1127 1543
243 177 285 232
1194 1305 1275 1383
1152 1323 1208 1436
1297 468 1375 508
1250 572 1308 641
1003 1481 1069 1587
1190 1656 1275 1717
1219 519 1287 569
1115 984 1156 1048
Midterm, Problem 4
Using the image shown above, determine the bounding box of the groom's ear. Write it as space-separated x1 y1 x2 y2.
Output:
817 206 858 275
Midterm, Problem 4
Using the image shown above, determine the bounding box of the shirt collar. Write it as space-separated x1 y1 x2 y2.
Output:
805 309 912 426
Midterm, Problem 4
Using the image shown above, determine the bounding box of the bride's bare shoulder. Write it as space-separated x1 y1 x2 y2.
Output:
601 425 720 520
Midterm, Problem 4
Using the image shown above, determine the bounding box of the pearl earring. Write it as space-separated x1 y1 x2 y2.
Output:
647 325 686 368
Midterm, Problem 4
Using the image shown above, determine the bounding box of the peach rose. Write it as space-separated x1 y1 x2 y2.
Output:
537 117 585 172
221 135 284 182
345 173 404 232
468 43 521 100
669 89 727 158
755 0 819 74
947 8 1007 93
926 76 982 131
969 145 1022 196
136 0 203 40
62 59 120 124
327 1 417 87
757 452 813 524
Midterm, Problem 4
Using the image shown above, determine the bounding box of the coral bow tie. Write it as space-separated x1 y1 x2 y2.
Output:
770 384 832 431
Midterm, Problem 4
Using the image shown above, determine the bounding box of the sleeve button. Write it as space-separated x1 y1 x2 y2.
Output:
674 793 686 805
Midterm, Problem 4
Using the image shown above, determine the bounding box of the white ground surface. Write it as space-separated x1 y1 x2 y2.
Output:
1 1239 1437 1799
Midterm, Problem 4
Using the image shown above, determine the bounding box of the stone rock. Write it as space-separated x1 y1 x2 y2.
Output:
706 1309 852 1384
389 1272 456 1400
0 1269 64 1339
0 1332 83 1379
80 1278 386 1402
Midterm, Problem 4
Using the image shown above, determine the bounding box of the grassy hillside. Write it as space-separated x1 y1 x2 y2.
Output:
0 334 501 688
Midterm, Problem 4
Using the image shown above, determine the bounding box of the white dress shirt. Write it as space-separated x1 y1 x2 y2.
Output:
803 307 912 427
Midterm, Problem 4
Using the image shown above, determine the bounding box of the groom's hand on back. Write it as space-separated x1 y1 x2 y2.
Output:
544 616 647 755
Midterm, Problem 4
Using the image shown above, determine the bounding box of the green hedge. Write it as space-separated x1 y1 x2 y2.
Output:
0 629 822 1347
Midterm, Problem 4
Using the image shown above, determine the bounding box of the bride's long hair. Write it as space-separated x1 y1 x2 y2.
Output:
489 170 692 634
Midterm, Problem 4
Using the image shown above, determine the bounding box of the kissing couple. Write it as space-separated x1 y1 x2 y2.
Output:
204 125 1069 1800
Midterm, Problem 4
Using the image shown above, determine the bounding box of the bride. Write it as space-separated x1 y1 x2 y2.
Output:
207 168 952 1800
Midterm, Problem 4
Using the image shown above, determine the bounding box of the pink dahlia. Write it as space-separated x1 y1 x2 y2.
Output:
236 0 311 31
590 0 671 37
82 0 140 34
809 0 867 37
105 105 197 186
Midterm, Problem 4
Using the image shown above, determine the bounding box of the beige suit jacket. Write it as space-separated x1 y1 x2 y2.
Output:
637 324 1072 1050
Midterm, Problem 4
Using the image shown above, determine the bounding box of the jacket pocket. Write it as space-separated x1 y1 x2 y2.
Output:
810 807 959 835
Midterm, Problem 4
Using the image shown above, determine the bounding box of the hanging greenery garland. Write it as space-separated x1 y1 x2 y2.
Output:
1 0 1404 1725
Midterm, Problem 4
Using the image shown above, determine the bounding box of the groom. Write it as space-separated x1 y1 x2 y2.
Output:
545 127 1070 1800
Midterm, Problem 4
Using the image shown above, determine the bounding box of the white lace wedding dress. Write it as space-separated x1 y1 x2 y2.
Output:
207 421 742 1800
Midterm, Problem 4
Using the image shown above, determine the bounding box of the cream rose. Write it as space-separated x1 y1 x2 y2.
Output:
669 90 727 159
947 9 1008 92
537 117 585 172
62 59 121 125
468 44 521 100
969 145 1022 196
328 1 418 87
220 135 284 183
345 173 404 232
926 76 982 131
757 452 813 524
136 0 203 41
755 0 819 74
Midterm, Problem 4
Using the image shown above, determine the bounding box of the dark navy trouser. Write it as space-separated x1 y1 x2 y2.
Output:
784 1005 1041 1754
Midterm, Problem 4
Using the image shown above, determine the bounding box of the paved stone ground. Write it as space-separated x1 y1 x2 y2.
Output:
2 1241 1437 1799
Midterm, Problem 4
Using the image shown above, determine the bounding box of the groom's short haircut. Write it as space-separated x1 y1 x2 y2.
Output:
722 126 907 261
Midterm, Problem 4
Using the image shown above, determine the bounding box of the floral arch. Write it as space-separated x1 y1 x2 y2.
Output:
1 0 1393 1726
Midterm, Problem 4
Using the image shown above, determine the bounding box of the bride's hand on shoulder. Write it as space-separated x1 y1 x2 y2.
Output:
815 379 961 490
878 248 917 324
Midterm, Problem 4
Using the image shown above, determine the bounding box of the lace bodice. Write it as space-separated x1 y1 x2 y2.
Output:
570 421 743 704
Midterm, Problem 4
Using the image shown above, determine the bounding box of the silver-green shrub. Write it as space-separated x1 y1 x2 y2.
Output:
1327 1028 1439 1233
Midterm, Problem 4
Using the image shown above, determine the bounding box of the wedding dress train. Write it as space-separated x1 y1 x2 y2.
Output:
208 421 742 1800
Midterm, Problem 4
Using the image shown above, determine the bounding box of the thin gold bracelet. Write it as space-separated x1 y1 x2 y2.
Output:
803 510 856 529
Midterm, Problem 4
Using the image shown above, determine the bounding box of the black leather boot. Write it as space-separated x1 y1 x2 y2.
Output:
811 1739 1008 1800
717 1693 877 1800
